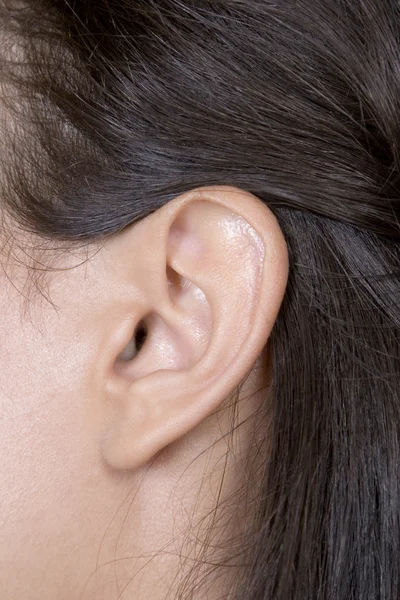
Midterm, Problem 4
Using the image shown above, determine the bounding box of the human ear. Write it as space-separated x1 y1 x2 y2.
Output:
99 185 289 470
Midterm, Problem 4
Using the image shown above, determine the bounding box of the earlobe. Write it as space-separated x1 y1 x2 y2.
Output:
100 186 288 471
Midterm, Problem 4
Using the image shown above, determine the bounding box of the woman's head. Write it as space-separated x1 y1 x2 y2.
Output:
0 1 399 599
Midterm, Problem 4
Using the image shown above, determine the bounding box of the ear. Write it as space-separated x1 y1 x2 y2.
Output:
99 186 288 470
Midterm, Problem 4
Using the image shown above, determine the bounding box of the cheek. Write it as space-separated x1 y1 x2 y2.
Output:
0 277 105 595
0 296 78 515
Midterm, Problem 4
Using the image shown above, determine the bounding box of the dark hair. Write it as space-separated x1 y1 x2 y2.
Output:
1 0 400 598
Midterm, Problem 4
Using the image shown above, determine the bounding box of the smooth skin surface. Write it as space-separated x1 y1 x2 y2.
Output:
0 186 288 599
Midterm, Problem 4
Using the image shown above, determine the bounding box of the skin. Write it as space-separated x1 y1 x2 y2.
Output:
0 186 288 599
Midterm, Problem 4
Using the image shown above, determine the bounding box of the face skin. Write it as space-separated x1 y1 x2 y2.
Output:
0 186 288 599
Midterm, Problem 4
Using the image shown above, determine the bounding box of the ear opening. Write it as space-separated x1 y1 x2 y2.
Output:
115 319 148 364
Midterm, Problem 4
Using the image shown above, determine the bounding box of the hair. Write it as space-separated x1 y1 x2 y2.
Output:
1 0 400 598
